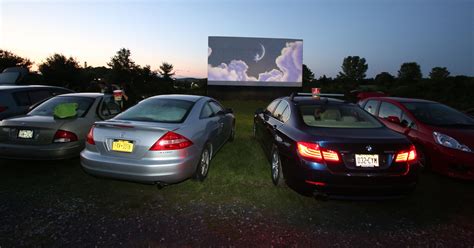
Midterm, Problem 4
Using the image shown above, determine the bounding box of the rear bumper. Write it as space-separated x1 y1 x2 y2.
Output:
80 149 200 184
300 160 420 197
0 142 83 160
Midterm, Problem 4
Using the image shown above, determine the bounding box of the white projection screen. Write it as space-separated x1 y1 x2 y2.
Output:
208 36 303 87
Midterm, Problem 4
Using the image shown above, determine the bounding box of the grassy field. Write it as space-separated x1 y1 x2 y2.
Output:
1 100 474 246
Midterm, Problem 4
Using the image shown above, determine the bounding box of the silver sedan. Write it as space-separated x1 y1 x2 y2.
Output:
0 93 121 160
80 94 235 185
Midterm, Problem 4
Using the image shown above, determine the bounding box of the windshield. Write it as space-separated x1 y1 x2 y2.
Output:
28 96 94 117
403 102 474 127
115 98 194 123
299 104 383 128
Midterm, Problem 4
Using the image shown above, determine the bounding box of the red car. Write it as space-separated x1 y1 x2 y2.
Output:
359 97 474 180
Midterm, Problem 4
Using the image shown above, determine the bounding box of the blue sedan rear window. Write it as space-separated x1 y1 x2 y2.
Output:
299 104 383 128
115 98 194 123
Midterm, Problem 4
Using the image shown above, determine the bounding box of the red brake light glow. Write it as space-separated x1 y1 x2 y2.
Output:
297 141 340 162
0 106 8 113
297 142 322 161
86 125 95 145
53 130 78 143
149 131 193 151
395 145 417 163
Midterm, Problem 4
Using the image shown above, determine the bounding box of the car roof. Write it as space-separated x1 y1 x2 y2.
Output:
286 96 348 105
58 92 104 98
368 97 437 104
0 85 70 91
150 94 206 102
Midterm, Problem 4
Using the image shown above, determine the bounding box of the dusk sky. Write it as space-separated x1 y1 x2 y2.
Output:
1 0 472 78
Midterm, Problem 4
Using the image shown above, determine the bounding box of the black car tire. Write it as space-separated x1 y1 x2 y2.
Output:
194 144 211 182
271 146 285 186
228 122 236 142
253 122 257 139
416 145 430 170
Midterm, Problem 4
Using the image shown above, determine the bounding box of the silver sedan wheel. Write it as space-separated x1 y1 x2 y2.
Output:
200 148 210 177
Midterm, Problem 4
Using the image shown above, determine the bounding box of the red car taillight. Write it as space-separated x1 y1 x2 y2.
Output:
297 141 340 163
149 131 193 151
395 145 417 163
86 125 95 145
53 130 78 143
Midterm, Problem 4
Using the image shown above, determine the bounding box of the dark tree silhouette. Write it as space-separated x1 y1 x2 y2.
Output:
338 56 368 82
107 48 137 84
429 67 450 80
38 54 81 88
375 72 395 85
159 62 175 81
303 64 315 83
0 49 33 72
398 62 422 81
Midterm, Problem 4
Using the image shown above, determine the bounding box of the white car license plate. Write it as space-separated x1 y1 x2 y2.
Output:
355 154 379 167
18 129 34 139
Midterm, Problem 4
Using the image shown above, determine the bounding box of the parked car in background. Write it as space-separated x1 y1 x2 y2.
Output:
253 93 420 198
0 67 29 85
81 94 236 186
0 93 121 160
0 85 73 120
359 97 474 180
351 90 386 102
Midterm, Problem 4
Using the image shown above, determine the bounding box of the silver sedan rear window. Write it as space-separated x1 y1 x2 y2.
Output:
115 98 194 123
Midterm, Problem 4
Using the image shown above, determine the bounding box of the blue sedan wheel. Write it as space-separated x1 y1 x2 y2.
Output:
271 147 285 186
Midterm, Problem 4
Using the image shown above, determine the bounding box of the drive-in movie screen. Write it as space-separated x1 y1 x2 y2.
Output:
208 36 303 87
0 0 473 247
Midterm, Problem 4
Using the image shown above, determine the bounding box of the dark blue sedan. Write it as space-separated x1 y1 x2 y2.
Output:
254 93 420 198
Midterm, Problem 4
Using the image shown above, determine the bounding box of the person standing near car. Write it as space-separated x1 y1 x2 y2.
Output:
120 82 137 110
98 81 113 94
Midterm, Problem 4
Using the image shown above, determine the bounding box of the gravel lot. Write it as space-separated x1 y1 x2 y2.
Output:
1 157 474 247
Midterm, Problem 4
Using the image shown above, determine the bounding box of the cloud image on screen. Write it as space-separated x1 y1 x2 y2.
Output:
208 36 303 87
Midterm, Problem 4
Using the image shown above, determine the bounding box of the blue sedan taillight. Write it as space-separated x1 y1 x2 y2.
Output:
297 141 340 163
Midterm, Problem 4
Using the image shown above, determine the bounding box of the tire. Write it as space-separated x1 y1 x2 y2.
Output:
228 122 236 142
253 122 257 139
194 144 211 181
271 146 285 186
415 145 430 171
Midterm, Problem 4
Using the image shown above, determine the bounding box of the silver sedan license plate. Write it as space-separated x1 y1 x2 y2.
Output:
18 129 34 139
355 154 379 167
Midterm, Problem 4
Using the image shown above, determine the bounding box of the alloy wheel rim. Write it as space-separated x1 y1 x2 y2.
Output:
272 151 279 181
201 149 210 176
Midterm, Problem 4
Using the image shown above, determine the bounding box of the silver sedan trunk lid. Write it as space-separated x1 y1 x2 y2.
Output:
93 120 181 159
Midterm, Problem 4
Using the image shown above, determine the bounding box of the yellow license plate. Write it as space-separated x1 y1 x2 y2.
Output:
112 140 134 153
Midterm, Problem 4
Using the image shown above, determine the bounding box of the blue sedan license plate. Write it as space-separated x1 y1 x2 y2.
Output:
355 154 379 167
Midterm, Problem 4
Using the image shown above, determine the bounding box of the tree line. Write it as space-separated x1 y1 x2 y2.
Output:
0 48 206 97
0 49 472 109
303 56 473 110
